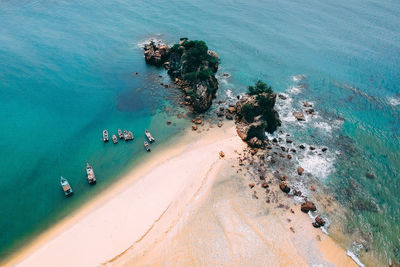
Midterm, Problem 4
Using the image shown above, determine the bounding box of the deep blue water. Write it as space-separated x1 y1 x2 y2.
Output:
0 0 399 265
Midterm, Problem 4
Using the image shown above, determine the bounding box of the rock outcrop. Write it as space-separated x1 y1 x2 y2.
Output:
143 38 219 113
144 41 170 66
301 201 317 213
167 38 219 112
234 81 281 147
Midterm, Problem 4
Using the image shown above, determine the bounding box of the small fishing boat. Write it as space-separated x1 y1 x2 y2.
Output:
118 129 123 139
123 130 134 141
86 163 96 185
112 134 118 144
60 176 73 196
145 129 155 142
144 141 151 152
103 130 109 142
126 131 134 140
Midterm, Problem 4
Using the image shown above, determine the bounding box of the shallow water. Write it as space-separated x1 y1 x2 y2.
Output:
0 0 399 264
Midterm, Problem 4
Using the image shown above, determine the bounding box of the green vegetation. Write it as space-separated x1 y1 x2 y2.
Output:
240 80 280 134
198 68 213 81
247 124 266 140
184 71 197 82
241 103 258 122
248 80 273 95
170 44 183 55
170 39 218 82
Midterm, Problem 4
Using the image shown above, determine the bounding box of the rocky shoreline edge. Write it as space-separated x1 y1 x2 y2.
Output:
142 38 396 267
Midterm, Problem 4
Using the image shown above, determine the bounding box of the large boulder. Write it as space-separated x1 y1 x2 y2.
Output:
301 201 317 213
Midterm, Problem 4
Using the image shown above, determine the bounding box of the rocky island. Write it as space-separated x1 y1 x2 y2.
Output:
234 80 281 147
144 38 219 112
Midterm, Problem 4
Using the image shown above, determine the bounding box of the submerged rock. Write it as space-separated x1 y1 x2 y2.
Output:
293 111 305 121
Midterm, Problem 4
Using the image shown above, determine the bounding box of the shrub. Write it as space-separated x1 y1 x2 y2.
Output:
247 124 266 140
248 80 273 95
182 40 209 70
170 44 181 54
241 103 258 122
198 68 213 81
256 94 274 109
184 72 197 82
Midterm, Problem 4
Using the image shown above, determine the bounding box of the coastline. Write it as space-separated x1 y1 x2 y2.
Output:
5 121 357 267
5 122 242 266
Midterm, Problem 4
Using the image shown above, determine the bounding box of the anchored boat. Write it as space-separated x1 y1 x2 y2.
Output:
118 129 123 139
112 134 118 144
60 176 73 196
123 130 134 141
145 129 155 142
144 141 151 152
103 130 109 142
86 163 96 185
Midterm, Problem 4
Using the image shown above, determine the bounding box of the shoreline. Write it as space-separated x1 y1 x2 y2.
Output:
5 122 242 267
3 121 194 266
5 120 358 267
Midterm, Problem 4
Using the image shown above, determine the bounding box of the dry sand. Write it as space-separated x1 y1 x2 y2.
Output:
6 122 357 267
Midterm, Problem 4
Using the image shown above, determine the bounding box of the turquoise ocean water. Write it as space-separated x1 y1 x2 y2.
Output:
0 0 399 265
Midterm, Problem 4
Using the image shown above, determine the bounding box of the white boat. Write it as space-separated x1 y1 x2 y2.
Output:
86 163 96 185
145 129 155 142
60 176 73 196
112 134 118 144
103 130 109 142
123 130 134 141
144 141 151 152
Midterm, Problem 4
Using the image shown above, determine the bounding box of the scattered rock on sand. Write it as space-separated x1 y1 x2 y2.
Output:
297 167 304 175
301 201 316 213
303 101 313 107
249 183 255 189
299 144 305 149
279 181 291 193
167 120 172 125
219 151 225 158
321 147 328 152
192 125 198 131
217 122 223 127
315 215 325 226
312 215 326 228
225 114 233 120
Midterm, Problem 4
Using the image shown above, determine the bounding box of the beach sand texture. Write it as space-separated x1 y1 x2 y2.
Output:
8 123 356 267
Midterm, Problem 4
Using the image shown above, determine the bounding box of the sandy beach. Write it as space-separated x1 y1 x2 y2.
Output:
6 122 357 267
